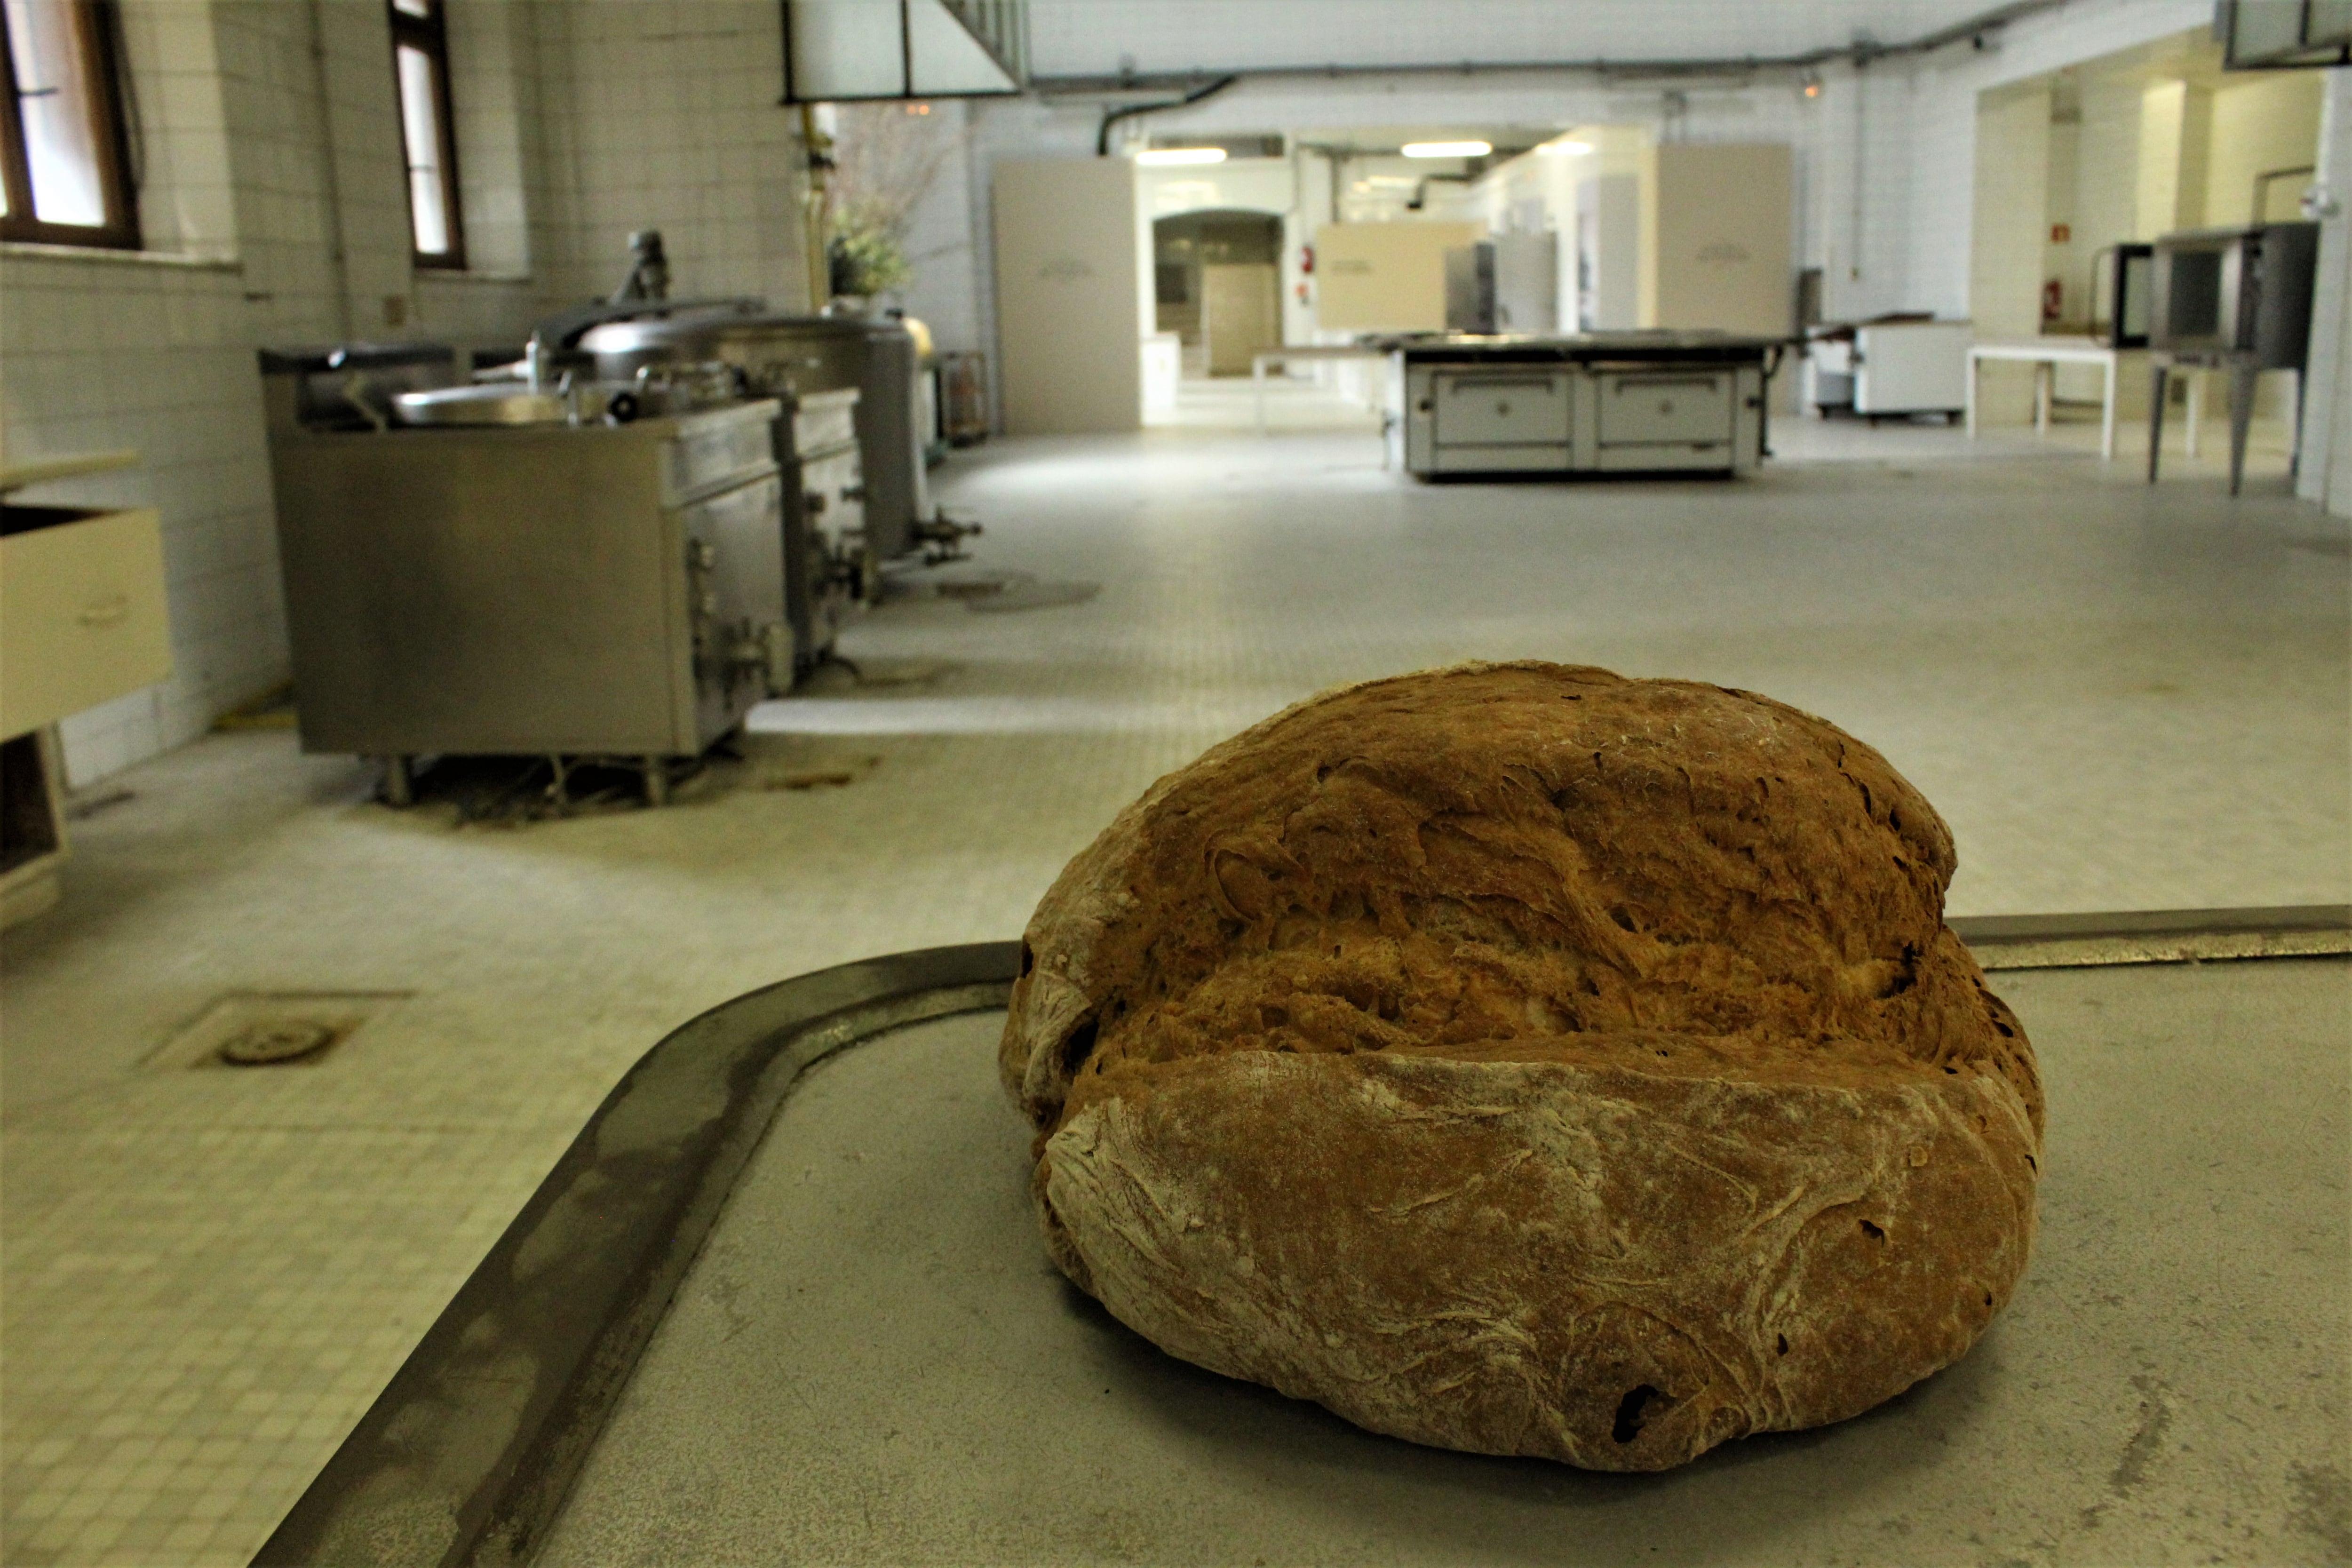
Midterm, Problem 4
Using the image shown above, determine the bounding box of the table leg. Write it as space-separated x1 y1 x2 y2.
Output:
2291 367 2306 480
2147 364 2168 484
2228 361 2256 497
2034 363 2051 437
2100 356 2116 462
2185 371 2201 459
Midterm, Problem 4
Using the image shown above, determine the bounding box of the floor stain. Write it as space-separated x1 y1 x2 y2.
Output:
2287 1461 2352 1560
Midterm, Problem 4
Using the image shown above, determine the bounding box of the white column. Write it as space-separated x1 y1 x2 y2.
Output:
2297 68 2352 513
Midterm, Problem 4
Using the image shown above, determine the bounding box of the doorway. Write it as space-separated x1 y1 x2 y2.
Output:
1152 210 1282 378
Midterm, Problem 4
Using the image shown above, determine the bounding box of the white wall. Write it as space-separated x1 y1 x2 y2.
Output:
2297 68 2352 516
2206 71 2327 225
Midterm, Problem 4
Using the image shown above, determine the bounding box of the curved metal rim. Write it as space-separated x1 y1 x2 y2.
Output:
246 912 2346 1565
251 941 1020 1568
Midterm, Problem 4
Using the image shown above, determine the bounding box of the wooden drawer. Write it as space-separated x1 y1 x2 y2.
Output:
0 506 172 737
1595 370 1736 445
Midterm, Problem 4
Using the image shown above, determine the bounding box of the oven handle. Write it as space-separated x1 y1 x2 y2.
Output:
1438 375 1562 392
1606 375 1725 392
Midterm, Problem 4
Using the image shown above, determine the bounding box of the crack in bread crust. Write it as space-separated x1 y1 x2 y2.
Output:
1001 661 2042 1471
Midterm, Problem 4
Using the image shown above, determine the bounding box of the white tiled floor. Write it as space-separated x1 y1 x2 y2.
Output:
2 406 2346 1566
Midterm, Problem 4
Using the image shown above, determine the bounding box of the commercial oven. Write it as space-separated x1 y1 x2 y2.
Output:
1392 333 1777 477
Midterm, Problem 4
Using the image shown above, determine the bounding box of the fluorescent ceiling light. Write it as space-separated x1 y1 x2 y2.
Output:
1137 147 1227 166
1400 140 1491 159
1540 139 1594 156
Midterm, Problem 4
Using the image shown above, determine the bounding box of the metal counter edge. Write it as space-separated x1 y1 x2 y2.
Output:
249 941 1021 1568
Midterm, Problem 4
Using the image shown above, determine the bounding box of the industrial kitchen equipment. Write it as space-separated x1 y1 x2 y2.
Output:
2146 220 2320 494
580 310 933 564
781 388 866 674
1443 237 1558 334
1388 332 1783 477
1803 318 1971 421
260 346 794 805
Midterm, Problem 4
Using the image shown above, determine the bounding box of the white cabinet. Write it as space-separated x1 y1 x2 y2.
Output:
1805 322 1973 419
1 502 173 738
1854 321 1972 415
0 452 174 928
1398 342 1772 478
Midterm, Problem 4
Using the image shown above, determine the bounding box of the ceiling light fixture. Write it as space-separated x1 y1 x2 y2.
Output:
1540 138 1595 156
1136 146 1227 166
1400 140 1491 159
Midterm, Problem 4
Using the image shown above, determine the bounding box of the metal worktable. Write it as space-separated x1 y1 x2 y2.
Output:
257 913 2349 1567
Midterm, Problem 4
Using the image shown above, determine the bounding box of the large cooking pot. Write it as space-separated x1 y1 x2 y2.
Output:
579 312 930 561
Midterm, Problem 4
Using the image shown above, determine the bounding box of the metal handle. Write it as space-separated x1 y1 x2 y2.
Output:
1444 376 1558 392
77 594 129 628
1609 376 1723 391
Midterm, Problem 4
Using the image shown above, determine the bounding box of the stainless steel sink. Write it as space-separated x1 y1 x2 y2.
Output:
390 385 573 427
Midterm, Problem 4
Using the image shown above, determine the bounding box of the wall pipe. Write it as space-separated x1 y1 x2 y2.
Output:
1095 73 1239 155
1044 0 2066 99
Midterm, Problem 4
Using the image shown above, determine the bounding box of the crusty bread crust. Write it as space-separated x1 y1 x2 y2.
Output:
1001 662 2042 1471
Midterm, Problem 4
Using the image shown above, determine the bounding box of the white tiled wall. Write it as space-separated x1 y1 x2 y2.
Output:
112 0 238 262
528 0 812 311
0 251 280 783
1 0 815 787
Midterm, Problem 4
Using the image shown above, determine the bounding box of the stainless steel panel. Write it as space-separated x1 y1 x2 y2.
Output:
786 446 864 670
1595 370 1736 445
1432 371 1572 445
583 315 928 561
680 474 788 731
662 408 781 505
270 411 782 759
791 389 858 454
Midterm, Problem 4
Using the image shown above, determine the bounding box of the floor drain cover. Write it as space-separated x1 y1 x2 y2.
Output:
216 1019 340 1066
144 990 409 1072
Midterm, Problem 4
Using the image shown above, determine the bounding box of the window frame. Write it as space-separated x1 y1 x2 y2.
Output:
0 0 140 250
388 0 464 271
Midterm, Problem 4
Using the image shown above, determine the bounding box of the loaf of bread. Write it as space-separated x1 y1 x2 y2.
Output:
1001 662 2041 1471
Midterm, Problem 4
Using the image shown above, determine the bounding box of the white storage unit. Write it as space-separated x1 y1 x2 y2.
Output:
0 451 174 928
1394 334 1778 478
1806 321 1973 420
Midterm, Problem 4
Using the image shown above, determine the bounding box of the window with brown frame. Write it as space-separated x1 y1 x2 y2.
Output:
389 0 463 270
0 0 139 249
